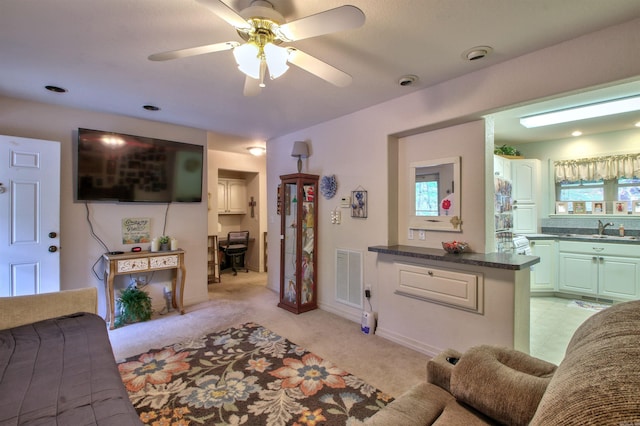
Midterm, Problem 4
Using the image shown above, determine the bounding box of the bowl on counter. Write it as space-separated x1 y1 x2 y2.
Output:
442 241 469 254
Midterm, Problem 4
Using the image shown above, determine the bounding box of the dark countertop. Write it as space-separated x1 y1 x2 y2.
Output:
524 233 640 244
368 245 540 270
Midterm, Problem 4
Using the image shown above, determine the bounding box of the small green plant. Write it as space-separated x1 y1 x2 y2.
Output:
494 144 521 156
115 285 153 328
159 235 170 244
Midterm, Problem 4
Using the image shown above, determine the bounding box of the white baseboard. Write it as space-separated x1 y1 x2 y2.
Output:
374 326 442 357
318 301 361 324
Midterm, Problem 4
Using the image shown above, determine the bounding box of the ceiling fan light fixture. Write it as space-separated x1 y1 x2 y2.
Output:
233 42 261 79
264 43 289 79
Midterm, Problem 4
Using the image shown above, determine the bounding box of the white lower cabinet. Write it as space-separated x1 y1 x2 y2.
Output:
557 241 640 301
530 239 556 292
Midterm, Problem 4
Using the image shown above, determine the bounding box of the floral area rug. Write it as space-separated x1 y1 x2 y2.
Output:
117 322 392 425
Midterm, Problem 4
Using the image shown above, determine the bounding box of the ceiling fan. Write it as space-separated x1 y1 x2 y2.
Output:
149 0 365 96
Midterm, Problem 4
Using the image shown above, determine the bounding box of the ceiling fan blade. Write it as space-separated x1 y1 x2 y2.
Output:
196 0 251 30
243 75 262 97
148 41 238 61
288 48 352 87
278 5 365 41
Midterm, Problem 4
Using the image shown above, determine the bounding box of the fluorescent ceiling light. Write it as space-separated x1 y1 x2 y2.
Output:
520 95 640 128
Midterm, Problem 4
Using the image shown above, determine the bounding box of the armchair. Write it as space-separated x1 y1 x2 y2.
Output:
365 299 640 425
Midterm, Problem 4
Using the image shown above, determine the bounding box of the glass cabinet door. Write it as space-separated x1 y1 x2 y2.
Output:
300 183 315 305
282 181 298 306
279 174 318 314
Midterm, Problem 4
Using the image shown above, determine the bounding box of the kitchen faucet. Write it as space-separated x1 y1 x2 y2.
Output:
597 219 614 235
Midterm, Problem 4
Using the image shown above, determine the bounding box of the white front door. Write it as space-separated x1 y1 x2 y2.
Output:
0 135 61 296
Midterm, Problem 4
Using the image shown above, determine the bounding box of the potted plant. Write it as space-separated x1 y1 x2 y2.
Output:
115 285 153 328
159 235 170 251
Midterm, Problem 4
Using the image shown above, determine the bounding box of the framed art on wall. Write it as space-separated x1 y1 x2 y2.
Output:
351 190 367 218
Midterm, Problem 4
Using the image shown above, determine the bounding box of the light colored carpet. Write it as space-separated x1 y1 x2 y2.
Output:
108 271 428 397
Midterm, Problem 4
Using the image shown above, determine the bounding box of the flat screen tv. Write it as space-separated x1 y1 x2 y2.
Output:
76 128 203 203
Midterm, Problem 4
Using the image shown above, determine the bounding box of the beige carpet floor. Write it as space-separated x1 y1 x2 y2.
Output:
108 270 428 397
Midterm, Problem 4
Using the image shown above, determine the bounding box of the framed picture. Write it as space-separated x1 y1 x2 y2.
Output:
573 201 586 214
633 200 640 215
351 190 367 218
593 201 605 214
555 202 568 214
613 201 628 215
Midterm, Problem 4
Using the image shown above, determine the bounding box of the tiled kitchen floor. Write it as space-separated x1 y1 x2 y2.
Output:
530 296 608 365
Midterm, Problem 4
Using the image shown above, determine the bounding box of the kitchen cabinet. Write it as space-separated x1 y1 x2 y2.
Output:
529 239 556 293
218 178 246 214
512 159 540 204
512 159 541 234
494 155 511 180
514 203 538 234
278 173 318 314
557 241 640 301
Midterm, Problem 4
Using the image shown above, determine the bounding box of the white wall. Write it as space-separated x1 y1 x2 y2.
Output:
0 97 209 316
266 18 640 346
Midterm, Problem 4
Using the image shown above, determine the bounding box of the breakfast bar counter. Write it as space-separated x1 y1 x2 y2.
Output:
368 245 540 270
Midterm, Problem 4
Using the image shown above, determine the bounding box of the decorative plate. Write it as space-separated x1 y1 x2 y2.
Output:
320 175 337 199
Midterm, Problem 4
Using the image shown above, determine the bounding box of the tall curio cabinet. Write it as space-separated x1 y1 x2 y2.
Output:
278 173 318 314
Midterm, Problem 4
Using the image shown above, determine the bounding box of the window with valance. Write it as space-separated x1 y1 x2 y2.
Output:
554 153 640 183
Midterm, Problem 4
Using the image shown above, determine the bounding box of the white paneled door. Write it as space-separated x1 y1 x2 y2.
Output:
0 135 60 296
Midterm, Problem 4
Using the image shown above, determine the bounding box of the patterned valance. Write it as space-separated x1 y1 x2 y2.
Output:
554 153 640 183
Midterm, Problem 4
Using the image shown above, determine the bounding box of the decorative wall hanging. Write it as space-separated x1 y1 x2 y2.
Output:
351 188 367 218
320 175 337 199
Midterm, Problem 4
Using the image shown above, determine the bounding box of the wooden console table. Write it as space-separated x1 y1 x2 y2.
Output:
103 250 186 329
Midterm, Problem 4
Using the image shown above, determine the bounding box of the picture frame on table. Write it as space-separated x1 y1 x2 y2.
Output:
573 201 586 214
613 201 628 215
593 201 605 214
555 202 568 214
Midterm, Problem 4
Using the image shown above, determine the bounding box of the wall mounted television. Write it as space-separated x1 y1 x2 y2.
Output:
76 128 204 203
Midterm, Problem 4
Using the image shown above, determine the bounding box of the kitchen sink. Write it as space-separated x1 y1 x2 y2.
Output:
559 234 638 241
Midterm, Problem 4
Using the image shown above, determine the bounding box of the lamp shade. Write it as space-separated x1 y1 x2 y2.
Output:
264 43 289 79
291 141 309 158
233 43 260 79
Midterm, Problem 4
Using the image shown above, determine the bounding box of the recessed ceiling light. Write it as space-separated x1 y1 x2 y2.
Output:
143 105 160 111
247 146 265 156
635 121 640 128
45 85 67 93
398 75 418 87
572 130 582 137
462 46 493 61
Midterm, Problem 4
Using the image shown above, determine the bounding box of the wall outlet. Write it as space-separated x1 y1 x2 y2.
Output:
408 229 414 239
418 230 426 240
364 285 371 299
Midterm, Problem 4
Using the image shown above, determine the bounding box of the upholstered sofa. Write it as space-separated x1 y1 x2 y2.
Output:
0 288 141 425
365 299 640 425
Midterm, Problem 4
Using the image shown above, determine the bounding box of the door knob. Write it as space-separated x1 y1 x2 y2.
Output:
48 246 58 253
49 232 57 238
0 183 5 194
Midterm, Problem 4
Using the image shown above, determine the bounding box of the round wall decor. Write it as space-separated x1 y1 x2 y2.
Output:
320 175 337 199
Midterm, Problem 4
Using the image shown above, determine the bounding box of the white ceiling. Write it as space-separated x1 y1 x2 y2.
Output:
2 0 640 152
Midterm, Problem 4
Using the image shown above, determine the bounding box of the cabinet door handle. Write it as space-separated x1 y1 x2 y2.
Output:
592 256 598 261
